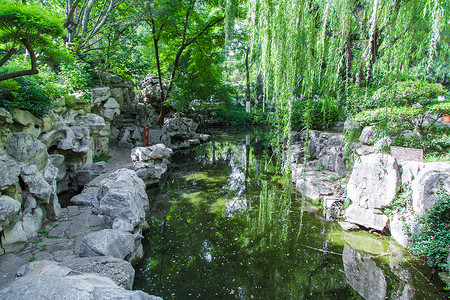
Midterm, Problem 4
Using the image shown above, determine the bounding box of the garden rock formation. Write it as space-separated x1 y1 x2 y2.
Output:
131 144 173 186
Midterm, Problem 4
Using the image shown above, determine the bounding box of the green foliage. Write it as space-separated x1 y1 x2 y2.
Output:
292 98 339 131
409 189 450 268
210 103 252 126
393 80 444 106
0 60 62 115
0 1 63 49
93 153 111 163
58 60 93 93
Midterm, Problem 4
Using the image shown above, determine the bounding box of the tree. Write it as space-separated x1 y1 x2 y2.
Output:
0 1 63 81
63 0 141 55
141 0 225 125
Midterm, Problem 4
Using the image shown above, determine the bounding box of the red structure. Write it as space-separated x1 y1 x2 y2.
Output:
142 125 150 147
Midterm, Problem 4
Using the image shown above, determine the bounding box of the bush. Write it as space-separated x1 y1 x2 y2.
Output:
210 103 252 126
292 97 339 131
408 189 450 268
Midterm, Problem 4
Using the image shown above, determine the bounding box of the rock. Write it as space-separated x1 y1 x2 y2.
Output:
79 229 141 261
131 144 173 162
0 254 28 289
11 109 42 136
345 206 389 231
295 177 333 200
1 220 27 253
0 273 162 300
399 161 424 184
343 245 387 300
359 126 377 145
389 213 411 248
64 94 91 111
110 88 124 109
0 195 22 231
20 165 52 204
75 162 106 188
94 169 148 227
92 87 112 106
0 155 20 189
99 98 120 121
338 221 360 231
75 114 106 134
374 136 391 150
131 144 172 186
22 207 44 240
112 219 134 232
70 184 99 207
0 107 13 124
6 133 49 171
347 154 400 210
60 256 135 290
411 168 450 216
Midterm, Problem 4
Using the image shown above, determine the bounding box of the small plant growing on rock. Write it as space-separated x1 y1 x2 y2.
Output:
408 189 450 268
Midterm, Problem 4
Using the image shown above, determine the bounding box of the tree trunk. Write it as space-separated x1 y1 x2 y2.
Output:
0 39 38 82
245 46 251 113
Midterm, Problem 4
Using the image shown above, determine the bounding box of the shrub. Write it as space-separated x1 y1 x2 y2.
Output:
292 97 339 131
212 105 252 126
408 189 450 268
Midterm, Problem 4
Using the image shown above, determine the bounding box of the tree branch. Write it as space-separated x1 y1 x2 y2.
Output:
0 48 18 68
0 39 38 82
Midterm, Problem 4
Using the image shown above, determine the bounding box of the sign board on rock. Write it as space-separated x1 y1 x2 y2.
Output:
390 146 423 163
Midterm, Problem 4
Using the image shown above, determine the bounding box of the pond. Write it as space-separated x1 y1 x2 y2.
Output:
134 128 446 299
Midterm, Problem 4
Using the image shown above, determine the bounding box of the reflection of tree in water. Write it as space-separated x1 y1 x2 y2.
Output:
135 130 360 299
136 129 445 299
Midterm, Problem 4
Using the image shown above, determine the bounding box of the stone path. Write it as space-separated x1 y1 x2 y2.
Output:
0 145 132 288
17 206 106 263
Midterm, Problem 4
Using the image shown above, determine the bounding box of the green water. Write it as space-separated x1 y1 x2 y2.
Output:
135 128 446 299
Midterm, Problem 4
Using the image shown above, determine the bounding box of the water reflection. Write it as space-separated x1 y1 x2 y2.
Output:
135 128 445 299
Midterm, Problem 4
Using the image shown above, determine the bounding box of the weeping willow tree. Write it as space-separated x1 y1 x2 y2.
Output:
246 0 449 160
236 0 450 215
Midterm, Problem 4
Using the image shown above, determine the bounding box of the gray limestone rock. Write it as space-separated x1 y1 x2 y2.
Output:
92 87 112 106
112 218 134 232
60 256 135 290
411 168 450 216
75 162 106 188
6 133 49 171
1 220 27 253
345 154 400 231
344 206 389 231
359 126 377 145
79 229 139 260
0 273 162 300
94 169 148 227
347 154 400 210
0 195 22 231
20 165 52 204
0 155 20 189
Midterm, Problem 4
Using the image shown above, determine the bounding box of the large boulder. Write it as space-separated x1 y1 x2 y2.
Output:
6 133 49 171
0 273 161 300
131 144 173 186
1 220 28 253
359 126 377 145
93 169 148 228
345 154 400 231
92 87 112 106
389 164 450 247
74 162 106 189
0 155 20 189
0 195 21 231
79 229 142 261
60 256 135 290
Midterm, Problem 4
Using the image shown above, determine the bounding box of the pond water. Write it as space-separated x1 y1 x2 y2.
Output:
134 128 446 299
